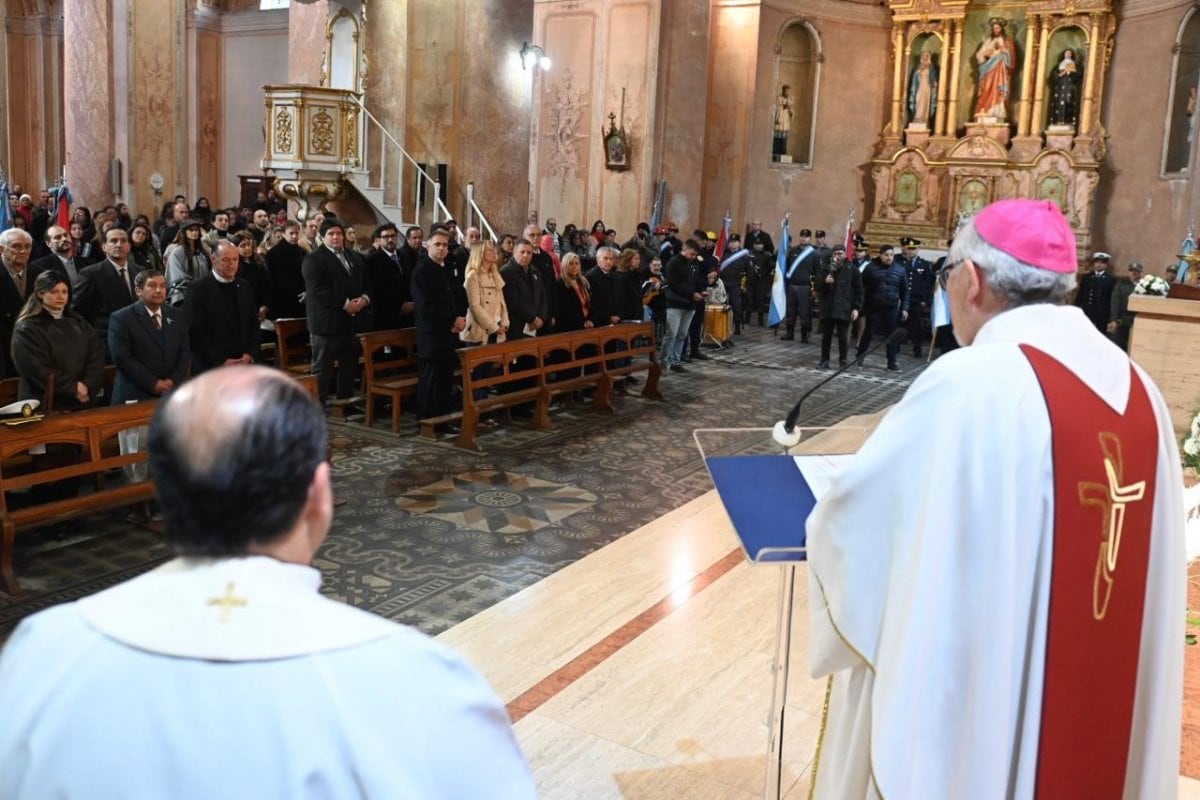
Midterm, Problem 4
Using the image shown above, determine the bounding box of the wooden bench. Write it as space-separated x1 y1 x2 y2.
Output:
358 328 420 432
420 321 664 451
273 317 313 375
0 401 158 596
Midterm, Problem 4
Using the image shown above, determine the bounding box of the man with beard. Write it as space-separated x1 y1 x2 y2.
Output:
364 224 411 331
29 225 83 289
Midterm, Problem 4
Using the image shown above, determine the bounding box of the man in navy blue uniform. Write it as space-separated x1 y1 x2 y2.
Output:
855 244 908 371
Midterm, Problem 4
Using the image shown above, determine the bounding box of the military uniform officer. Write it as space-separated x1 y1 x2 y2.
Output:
1074 251 1116 333
782 228 820 342
718 234 751 335
898 236 935 357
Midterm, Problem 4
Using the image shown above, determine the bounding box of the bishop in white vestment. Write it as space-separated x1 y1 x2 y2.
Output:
0 366 537 800
806 200 1185 799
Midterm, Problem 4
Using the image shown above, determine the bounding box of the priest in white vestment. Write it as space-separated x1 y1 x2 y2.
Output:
0 366 537 800
806 200 1185 799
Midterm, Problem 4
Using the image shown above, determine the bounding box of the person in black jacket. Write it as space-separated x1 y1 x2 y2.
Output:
855 244 909 371
186 240 260 373
660 240 704 373
500 239 548 339
585 247 623 327
364 223 411 331
1074 252 1116 332
266 222 307 320
410 229 466 429
301 219 372 405
815 244 864 369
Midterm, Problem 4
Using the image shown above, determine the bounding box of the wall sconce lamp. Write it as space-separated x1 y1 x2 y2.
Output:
520 41 551 72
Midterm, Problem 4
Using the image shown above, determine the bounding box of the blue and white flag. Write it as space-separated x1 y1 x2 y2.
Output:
0 177 10 233
931 285 952 330
767 216 790 328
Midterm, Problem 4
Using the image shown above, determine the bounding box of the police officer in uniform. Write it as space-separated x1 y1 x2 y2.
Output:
1074 251 1116 332
719 234 750 336
897 236 935 357
746 238 774 326
782 228 820 341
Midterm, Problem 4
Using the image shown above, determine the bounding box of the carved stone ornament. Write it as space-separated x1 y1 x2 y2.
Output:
274 108 293 154
310 109 335 156
946 135 1008 161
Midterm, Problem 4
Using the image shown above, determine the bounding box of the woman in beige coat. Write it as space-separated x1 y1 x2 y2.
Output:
460 240 509 402
460 240 509 345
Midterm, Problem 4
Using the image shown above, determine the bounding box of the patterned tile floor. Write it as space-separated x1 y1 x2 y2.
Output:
0 325 928 638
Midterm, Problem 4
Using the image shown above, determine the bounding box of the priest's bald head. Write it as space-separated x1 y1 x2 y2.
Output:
149 366 333 561
944 199 1078 346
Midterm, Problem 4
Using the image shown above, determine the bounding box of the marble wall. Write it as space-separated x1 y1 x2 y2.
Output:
531 0 662 237
128 0 184 216
287 0 327 85
222 10 288 207
1094 0 1196 268
703 1 891 238
63 0 114 209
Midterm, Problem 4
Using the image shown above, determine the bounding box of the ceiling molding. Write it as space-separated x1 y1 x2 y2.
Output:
219 8 289 34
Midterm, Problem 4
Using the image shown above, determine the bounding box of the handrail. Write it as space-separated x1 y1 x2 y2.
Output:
353 95 453 224
466 182 498 243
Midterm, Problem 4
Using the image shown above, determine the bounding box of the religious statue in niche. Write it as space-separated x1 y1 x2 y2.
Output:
1048 49 1083 130
973 18 1017 121
907 51 939 129
773 85 793 161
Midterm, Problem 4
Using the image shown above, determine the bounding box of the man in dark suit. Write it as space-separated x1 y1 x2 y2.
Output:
28 225 83 290
0 228 37 378
73 227 141 360
185 240 259 373
108 269 190 402
500 238 548 339
524 223 558 328
410 228 465 429
1075 251 1117 332
266 221 307 320
302 218 372 406
364 223 413 330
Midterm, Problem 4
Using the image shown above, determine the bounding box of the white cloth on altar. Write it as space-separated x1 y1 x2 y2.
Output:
805 304 1185 799
0 556 537 800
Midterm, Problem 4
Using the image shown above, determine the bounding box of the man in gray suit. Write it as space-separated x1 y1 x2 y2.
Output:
108 269 190 403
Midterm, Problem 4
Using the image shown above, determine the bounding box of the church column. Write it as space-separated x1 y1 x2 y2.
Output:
63 0 115 209
934 23 951 136
1029 19 1051 135
1017 15 1039 137
946 20 963 137
1079 14 1102 136
890 22 905 134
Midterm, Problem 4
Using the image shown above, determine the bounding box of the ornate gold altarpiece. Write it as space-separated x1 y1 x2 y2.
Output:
862 0 1116 253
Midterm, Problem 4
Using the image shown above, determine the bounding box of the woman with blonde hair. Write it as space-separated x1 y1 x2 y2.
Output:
460 240 509 402
554 252 593 333
461 240 509 345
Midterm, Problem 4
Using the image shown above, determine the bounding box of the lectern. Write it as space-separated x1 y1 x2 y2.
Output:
695 426 864 800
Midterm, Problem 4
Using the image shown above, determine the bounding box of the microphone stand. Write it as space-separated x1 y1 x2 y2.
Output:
772 328 908 447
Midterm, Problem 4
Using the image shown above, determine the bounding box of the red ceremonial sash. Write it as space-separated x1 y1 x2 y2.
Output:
1022 345 1159 799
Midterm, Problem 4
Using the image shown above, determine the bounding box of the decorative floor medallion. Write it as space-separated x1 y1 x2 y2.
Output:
397 470 598 534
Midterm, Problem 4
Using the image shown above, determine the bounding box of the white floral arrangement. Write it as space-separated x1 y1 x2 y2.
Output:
1133 274 1172 296
1184 408 1200 474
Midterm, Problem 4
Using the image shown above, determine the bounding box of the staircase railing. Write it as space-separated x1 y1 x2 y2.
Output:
354 96 452 226
465 182 498 243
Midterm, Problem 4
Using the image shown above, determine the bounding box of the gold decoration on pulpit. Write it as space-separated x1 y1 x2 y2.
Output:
863 0 1115 251
311 109 336 156
274 108 293 154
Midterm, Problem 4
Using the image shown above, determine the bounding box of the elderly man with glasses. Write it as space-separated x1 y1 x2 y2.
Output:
805 199 1184 800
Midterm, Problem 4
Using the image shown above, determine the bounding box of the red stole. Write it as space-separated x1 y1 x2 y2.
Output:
1021 345 1159 799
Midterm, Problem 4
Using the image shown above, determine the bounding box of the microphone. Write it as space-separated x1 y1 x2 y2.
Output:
772 328 909 448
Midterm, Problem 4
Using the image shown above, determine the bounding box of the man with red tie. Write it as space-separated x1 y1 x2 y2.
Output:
806 199 1185 799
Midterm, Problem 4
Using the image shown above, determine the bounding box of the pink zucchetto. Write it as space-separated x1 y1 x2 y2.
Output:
973 199 1078 274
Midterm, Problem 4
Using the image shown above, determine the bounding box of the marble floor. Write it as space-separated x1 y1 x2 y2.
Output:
440 488 1200 800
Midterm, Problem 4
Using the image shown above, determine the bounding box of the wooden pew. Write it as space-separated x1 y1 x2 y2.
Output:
358 328 420 432
420 321 664 451
273 317 313 375
0 401 158 596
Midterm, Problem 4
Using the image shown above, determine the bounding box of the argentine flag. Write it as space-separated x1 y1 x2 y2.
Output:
931 285 952 330
767 217 789 328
